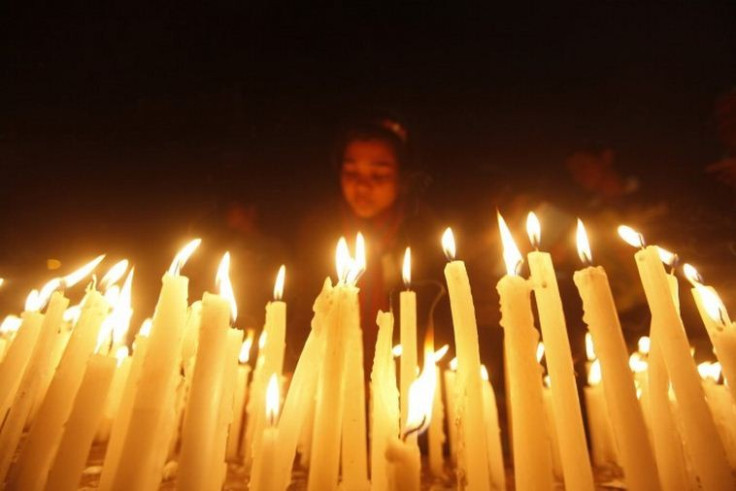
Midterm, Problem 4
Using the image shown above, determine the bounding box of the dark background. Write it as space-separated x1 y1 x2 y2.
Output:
1 4 736 357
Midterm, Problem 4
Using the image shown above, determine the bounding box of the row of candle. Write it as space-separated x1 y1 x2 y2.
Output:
0 210 735 490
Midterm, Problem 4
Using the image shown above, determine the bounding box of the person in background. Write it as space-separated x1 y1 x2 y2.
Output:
294 112 448 370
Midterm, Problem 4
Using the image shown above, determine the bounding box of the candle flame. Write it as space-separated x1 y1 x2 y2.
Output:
37 278 62 311
100 260 129 290
543 374 551 388
698 285 730 327
498 212 523 276
392 344 402 358
355 232 366 275
441 228 456 261
588 359 602 386
273 265 286 301
239 330 255 364
434 344 449 362
335 236 365 286
336 237 351 284
617 225 645 248
404 356 436 438
683 263 704 287
526 212 541 248
536 342 545 363
585 332 596 361
657 247 677 267
112 269 134 344
697 361 722 383
63 305 81 325
258 330 267 350
25 290 41 312
480 364 490 381
402 247 412 288
265 373 280 425
576 219 593 265
0 315 22 334
115 346 129 367
637 336 651 355
449 357 458 371
216 252 237 324
139 318 152 337
64 255 106 288
629 353 648 373
0 278 3 288
167 239 201 276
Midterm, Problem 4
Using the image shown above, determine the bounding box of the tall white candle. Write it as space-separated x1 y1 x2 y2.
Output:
341 320 369 490
480 365 505 491
226 333 253 461
400 247 417 432
249 374 281 491
428 346 448 478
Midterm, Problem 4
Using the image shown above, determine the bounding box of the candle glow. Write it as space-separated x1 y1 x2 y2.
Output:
403 358 436 438
617 225 645 248
585 332 596 361
497 212 523 276
239 330 255 364
265 373 280 426
216 252 238 323
100 260 129 291
576 219 592 264
433 344 449 362
273 265 286 301
167 238 201 276
441 228 456 261
402 247 411 288
526 212 541 248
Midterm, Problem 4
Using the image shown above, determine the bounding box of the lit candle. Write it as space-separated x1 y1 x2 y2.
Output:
525 212 594 491
96 347 132 443
479 365 505 491
178 252 236 490
428 344 449 478
495 214 554 490
683 264 736 397
108 239 199 490
698 361 736 468
370 310 400 491
307 237 364 491
442 358 458 465
618 225 732 489
249 374 281 491
46 352 116 491
542 374 563 481
583 359 620 470
226 331 254 460
400 247 417 432
441 227 491 490
572 220 659 489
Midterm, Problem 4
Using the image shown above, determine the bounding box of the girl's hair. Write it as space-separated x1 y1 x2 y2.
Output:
332 113 412 172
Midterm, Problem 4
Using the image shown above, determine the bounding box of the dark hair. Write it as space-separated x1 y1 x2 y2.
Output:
332 115 412 173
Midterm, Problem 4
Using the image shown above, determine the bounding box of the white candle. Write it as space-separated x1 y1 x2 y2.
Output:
96 348 131 443
226 332 253 461
480 365 505 491
699 362 736 468
441 228 491 491
400 247 417 432
526 212 594 491
249 374 281 491
428 346 448 478
496 214 554 490
442 366 459 465
583 359 620 470
341 318 369 490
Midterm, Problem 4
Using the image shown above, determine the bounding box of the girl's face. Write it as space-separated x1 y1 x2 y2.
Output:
340 139 400 219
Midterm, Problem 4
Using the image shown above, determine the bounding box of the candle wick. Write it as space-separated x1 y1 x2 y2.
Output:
401 415 427 442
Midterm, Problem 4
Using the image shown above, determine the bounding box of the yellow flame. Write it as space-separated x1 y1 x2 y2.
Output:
0 278 3 288
239 330 255 364
273 265 286 301
588 359 602 386
536 342 545 363
355 232 366 275
112 269 134 344
265 373 280 425
544 374 551 388
449 357 458 371
404 356 436 436
657 247 677 266
617 225 644 248
335 237 351 284
335 236 365 286
480 364 490 381
585 332 596 361
392 344 403 358
139 318 152 337
637 336 651 355
629 352 648 373
434 344 449 362
63 305 81 325
64 255 106 287
498 212 523 276
697 361 722 383
683 263 703 287
526 212 541 248
0 315 22 334
441 228 456 261
25 289 41 312
167 239 202 276
698 285 729 326
216 252 237 324
37 278 62 310
100 259 129 290
115 346 129 367
402 247 412 288
576 219 593 264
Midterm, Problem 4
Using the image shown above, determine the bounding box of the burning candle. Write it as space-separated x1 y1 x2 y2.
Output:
618 225 732 489
178 252 236 490
583 359 620 470
441 227 491 490
496 213 553 490
97 347 132 443
442 358 459 465
226 331 254 460
428 344 448 479
526 212 594 491
250 374 281 491
400 247 417 432
479 365 505 491
698 361 736 468
572 220 658 490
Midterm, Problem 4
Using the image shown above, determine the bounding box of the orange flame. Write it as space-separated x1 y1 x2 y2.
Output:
441 228 456 261
64 255 106 287
588 359 602 386
402 247 412 288
273 265 286 301
526 212 541 248
0 315 22 334
498 212 523 276
239 330 255 364
585 332 596 361
576 219 593 265
216 252 237 324
637 336 650 355
433 344 449 363
101 260 129 291
683 263 703 287
617 225 644 248
698 285 730 327
265 373 280 426
536 342 545 363
403 354 436 437
167 239 201 276
139 318 153 337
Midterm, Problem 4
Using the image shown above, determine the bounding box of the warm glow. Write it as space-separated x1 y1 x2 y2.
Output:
404 357 436 437
392 344 403 358
617 225 644 248
0 278 3 288
265 373 280 425
167 239 202 276
697 361 722 383
657 247 677 267
480 364 490 381
402 247 412 288
101 260 129 290
498 212 523 276
336 237 351 284
638 336 651 355
585 332 596 361
698 285 729 327
335 236 366 286
543 374 551 388
536 342 545 363
113 270 134 344
239 330 255 364
449 357 458 371
37 278 62 310
588 359 602 386
25 290 41 312
683 263 703 287
273 265 286 301
434 344 449 362
355 232 366 275
576 219 593 265
216 252 238 323
139 318 153 337
258 330 267 350
63 305 81 325
526 212 541 248
0 315 22 334
64 255 106 288
115 346 129 367
629 353 648 373
441 228 456 261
